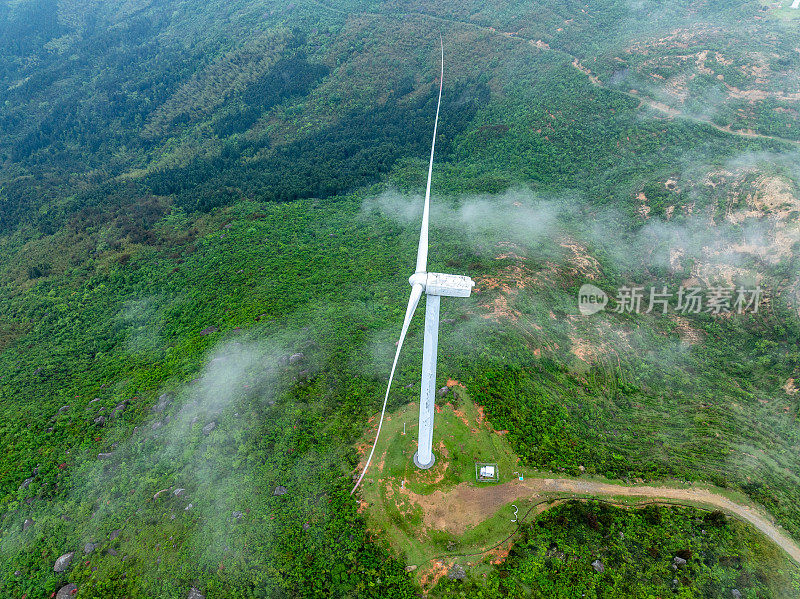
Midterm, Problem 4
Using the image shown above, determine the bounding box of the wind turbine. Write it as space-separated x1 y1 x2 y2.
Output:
352 40 474 494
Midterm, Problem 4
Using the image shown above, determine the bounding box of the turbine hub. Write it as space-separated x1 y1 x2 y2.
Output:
409 272 428 288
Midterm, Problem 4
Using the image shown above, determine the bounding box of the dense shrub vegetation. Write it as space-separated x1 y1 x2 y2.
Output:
0 0 799 597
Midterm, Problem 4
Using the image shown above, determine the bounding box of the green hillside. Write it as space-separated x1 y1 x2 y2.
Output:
1 0 800 597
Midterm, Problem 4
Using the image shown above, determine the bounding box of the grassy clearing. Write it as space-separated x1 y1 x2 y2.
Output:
358 385 800 594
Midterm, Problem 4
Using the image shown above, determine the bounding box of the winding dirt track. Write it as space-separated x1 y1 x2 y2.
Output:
417 477 800 565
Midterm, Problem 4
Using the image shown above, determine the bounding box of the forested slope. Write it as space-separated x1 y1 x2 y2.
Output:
0 0 799 597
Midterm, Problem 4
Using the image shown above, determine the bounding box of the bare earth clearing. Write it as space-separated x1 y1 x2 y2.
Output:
407 476 800 565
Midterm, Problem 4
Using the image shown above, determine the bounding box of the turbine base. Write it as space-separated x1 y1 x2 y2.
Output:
413 451 436 470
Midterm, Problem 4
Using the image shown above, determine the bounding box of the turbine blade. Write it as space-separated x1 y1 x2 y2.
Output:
415 38 444 274
351 283 424 494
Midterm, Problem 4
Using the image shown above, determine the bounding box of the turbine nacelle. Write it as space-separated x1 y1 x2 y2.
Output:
408 272 475 297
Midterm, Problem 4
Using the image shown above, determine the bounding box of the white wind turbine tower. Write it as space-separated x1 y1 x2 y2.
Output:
352 40 474 494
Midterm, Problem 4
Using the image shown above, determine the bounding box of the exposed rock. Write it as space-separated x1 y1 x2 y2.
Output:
302 522 310 531
107 547 118 556
98 452 113 460
673 556 687 568
152 393 172 413
187 587 205 599
232 511 244 520
93 415 106 426
19 476 34 490
202 422 216 435
447 564 466 580
404 565 417 572
56 583 77 599
14 571 20 577
200 326 218 336
54 551 74 572
578 465 586 473
57 405 70 414
109 529 121 540
88 397 102 406
185 503 193 511
112 401 128 417
23 518 33 531
273 486 287 496
289 352 305 365
732 590 742 599
174 488 186 497
591 559 605 573
83 542 96 554
437 386 449 398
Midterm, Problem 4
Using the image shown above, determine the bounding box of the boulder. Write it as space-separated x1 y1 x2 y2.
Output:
187 588 205 599
289 352 305 365
202 422 216 435
273 486 287 496
54 551 74 572
232 511 244 520
83 542 96 554
591 559 605 573
302 522 310 531
404 565 417 572
152 393 172 413
57 405 70 414
98 452 113 460
732 590 742 599
447 564 466 580
23 518 33 531
112 402 128 417
107 547 118 556
437 386 449 398
109 529 121 540
93 415 106 426
673 556 687 568
56 583 77 599
200 326 218 336
174 488 186 497
19 476 34 490
13 571 20 577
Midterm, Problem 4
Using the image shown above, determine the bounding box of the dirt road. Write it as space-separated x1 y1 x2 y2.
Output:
413 477 800 565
